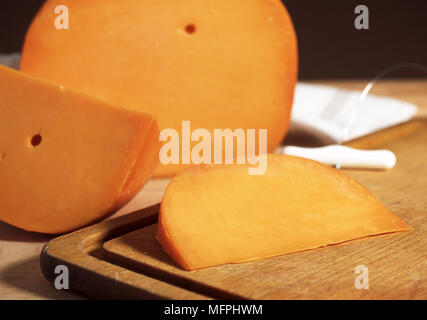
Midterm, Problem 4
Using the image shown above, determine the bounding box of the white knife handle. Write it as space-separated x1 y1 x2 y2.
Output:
282 145 396 170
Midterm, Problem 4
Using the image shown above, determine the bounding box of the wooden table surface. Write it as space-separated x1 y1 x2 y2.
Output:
1 79 426 300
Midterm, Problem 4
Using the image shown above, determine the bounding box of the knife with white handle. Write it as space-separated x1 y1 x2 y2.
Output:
281 145 396 170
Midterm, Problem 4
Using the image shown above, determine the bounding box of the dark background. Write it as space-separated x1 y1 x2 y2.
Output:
0 0 426 79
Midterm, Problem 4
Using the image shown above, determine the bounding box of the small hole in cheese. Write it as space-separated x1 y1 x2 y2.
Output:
185 24 196 34
31 134 42 147
1 153 6 160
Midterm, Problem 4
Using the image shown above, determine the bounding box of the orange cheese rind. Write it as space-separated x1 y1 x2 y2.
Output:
21 0 298 177
0 65 159 234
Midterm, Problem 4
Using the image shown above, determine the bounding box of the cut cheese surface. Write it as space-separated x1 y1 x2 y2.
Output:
21 0 298 177
157 154 411 270
0 66 160 234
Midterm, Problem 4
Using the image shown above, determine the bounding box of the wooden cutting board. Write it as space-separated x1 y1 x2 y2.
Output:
40 120 427 299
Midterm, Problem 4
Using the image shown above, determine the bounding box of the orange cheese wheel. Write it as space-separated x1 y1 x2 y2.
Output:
20 0 298 177
0 66 159 234
157 154 411 270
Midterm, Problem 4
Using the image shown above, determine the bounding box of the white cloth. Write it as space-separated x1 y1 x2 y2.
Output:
291 83 417 143
1 53 417 143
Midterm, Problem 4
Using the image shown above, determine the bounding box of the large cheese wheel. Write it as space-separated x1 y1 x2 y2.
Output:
20 0 298 177
0 66 159 234
157 154 411 270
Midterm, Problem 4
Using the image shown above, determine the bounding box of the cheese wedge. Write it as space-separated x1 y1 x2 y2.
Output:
20 0 298 177
0 66 160 234
157 154 411 270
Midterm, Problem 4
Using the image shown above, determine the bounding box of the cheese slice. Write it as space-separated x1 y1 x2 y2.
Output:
157 154 411 270
0 66 159 234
